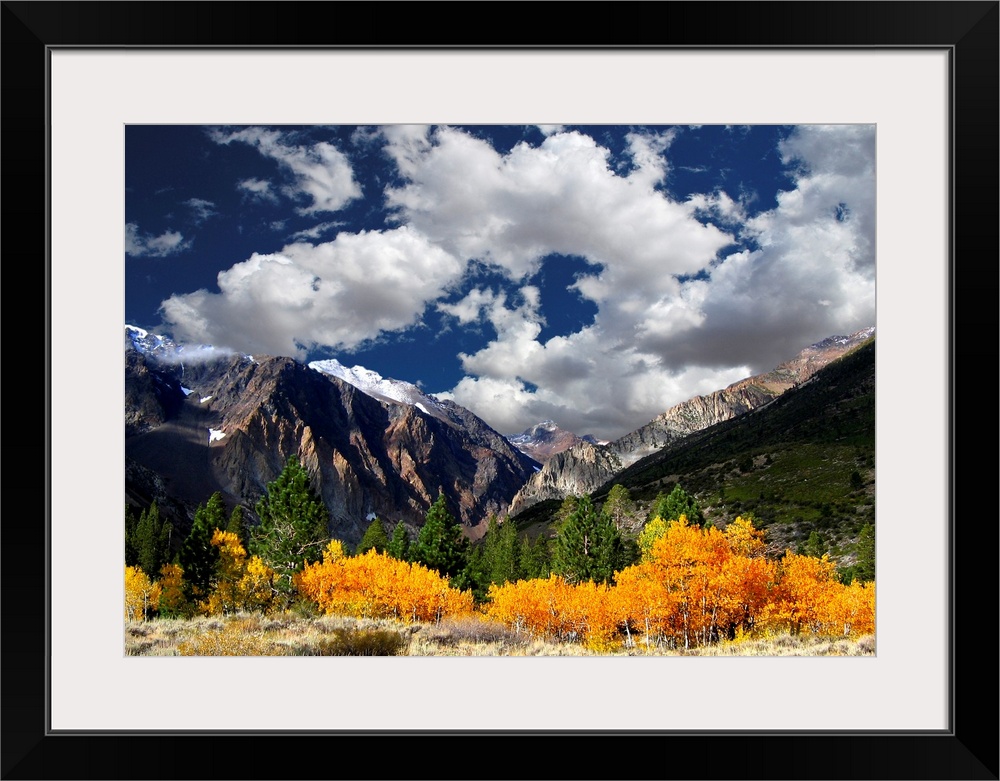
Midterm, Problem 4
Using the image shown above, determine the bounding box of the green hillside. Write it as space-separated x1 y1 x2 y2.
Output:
516 338 876 573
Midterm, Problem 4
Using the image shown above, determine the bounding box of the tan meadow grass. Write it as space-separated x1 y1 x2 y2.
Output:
125 612 874 657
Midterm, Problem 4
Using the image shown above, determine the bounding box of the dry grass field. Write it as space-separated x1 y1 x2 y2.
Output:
125 612 875 657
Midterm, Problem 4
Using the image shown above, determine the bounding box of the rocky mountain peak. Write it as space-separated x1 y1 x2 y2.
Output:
125 327 538 546
506 420 591 463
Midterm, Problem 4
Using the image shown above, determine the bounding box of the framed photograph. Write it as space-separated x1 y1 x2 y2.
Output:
6 2 996 778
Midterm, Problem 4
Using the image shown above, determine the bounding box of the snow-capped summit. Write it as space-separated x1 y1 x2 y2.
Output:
506 420 591 462
126 324 179 356
809 327 876 351
125 325 241 364
308 358 448 417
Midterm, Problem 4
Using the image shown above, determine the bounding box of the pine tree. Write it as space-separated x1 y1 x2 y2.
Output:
125 505 140 566
461 543 489 603
411 494 468 581
135 502 171 577
250 455 330 597
387 522 412 561
552 494 581 534
179 500 221 597
649 484 705 526
357 517 390 555
157 516 174 568
552 495 624 585
601 484 636 530
854 523 875 582
519 535 551 580
226 505 248 550
200 491 229 531
481 515 521 586
804 530 825 558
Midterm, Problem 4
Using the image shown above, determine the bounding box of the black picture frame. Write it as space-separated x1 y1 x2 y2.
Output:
4 2 997 779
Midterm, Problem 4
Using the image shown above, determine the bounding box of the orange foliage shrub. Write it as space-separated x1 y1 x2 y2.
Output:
295 549 474 623
818 579 875 637
156 563 188 617
485 516 874 651
484 576 622 651
764 551 840 635
761 551 875 638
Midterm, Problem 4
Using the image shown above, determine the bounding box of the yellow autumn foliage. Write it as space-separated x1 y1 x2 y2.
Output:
199 529 279 616
125 566 161 621
484 516 871 651
295 549 474 623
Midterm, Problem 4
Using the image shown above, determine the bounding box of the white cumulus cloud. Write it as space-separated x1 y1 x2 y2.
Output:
155 124 876 442
160 226 465 359
429 124 876 439
382 125 731 283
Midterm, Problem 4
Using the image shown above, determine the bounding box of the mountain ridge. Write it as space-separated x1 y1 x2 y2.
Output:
125 331 538 546
124 325 873 550
508 327 875 516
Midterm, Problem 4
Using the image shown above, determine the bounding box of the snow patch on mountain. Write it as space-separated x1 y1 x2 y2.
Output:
809 327 876 351
309 358 449 418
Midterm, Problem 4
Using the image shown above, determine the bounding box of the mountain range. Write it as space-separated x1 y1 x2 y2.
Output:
125 325 874 549
508 327 875 515
125 326 538 544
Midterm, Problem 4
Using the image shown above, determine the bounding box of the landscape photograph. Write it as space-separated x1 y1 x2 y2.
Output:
124 123 876 656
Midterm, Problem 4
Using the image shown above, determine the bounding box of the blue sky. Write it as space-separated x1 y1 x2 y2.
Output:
125 124 875 441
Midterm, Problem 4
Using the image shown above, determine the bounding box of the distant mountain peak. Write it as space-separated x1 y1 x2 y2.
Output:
507 420 589 462
807 326 876 351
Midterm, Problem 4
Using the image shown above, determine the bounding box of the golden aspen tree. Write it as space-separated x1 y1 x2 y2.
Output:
768 551 840 635
156 563 188 617
613 561 679 650
485 576 564 639
295 548 473 623
818 579 875 637
322 538 348 562
236 556 279 614
567 580 620 651
637 516 670 562
201 529 278 616
644 516 716 648
485 576 622 650
712 554 778 637
202 529 247 615
724 516 767 558
125 566 160 621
